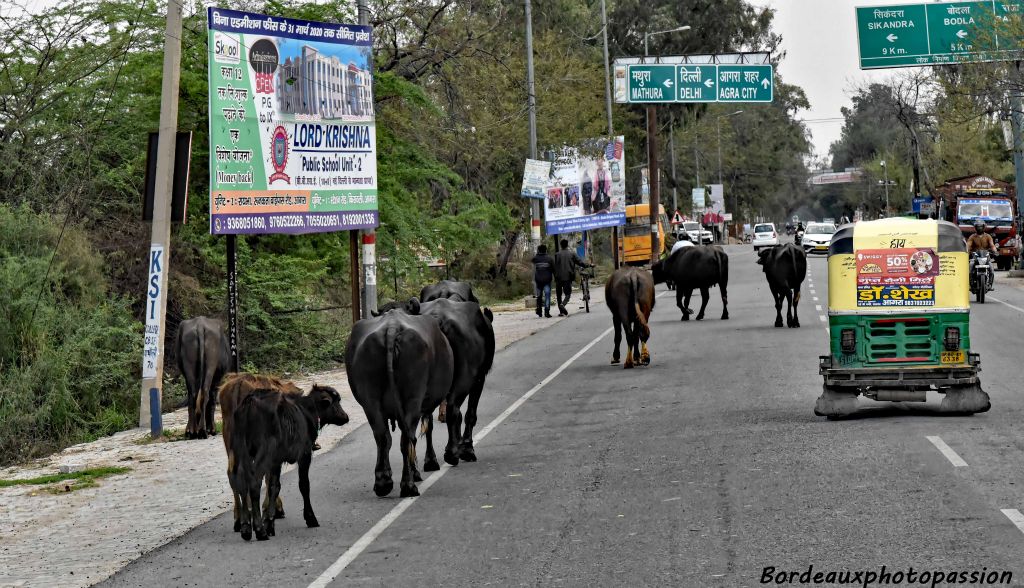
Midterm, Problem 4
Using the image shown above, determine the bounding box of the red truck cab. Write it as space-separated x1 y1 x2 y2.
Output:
934 175 1019 270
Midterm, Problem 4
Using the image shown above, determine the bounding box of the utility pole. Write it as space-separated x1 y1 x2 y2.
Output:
358 0 376 316
1011 65 1024 256
669 111 678 217
600 0 618 268
881 160 890 216
525 0 541 248
139 0 183 435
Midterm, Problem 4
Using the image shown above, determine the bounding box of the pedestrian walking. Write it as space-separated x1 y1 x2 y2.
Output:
532 244 555 318
554 239 589 316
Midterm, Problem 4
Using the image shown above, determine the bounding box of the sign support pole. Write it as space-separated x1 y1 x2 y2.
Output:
525 0 541 248
139 0 183 435
350 231 361 323
1012 64 1024 263
600 0 618 268
647 105 660 265
357 0 377 315
226 234 240 372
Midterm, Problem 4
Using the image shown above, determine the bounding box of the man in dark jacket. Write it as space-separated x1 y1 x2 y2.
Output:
554 239 590 316
532 244 555 318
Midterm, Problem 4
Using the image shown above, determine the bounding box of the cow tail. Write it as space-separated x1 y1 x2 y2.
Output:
630 272 650 339
385 325 403 429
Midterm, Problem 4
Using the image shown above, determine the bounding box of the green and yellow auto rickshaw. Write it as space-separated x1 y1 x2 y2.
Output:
816 218 991 417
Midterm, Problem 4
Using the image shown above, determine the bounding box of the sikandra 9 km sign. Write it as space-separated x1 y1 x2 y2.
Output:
206 8 379 235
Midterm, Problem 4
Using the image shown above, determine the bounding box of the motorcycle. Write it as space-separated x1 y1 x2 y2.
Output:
970 251 994 303
794 229 804 246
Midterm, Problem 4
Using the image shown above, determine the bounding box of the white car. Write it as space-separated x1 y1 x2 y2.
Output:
680 222 713 244
751 223 779 251
801 223 837 254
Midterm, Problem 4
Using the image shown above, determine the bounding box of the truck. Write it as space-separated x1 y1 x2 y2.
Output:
933 174 1019 270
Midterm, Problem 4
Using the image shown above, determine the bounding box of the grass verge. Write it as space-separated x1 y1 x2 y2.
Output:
0 466 131 489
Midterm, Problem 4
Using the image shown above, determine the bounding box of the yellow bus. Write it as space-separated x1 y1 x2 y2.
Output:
619 203 670 266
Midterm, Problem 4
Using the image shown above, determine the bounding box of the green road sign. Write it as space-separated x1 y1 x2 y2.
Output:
677 65 717 102
857 1 1022 69
623 63 772 103
626 65 677 103
717 65 773 103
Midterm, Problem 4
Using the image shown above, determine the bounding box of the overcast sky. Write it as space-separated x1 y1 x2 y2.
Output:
751 0 925 165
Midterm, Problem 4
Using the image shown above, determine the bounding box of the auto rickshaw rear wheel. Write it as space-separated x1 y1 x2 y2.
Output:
814 385 859 419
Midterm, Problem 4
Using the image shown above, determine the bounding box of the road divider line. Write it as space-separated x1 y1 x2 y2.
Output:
1001 509 1024 535
989 296 1024 315
815 305 822 311
818 315 825 323
307 326 615 588
926 436 968 467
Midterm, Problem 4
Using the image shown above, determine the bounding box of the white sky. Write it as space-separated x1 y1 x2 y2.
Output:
751 0 925 164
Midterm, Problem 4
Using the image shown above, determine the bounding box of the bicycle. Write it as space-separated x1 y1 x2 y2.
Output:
579 266 595 313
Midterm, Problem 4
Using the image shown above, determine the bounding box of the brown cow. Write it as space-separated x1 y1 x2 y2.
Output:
218 373 302 533
605 267 655 369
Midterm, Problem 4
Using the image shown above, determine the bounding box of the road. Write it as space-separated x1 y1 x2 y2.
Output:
103 245 1024 587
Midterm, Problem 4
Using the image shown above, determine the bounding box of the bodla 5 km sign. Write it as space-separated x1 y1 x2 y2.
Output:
623 63 773 104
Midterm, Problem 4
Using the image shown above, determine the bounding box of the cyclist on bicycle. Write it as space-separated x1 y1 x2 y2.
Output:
554 238 592 316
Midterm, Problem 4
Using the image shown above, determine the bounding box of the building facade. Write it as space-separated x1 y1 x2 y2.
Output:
277 45 373 119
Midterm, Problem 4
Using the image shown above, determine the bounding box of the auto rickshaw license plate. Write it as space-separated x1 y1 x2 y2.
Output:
941 350 965 364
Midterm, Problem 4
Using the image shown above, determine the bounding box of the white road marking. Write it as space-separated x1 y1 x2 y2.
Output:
824 327 829 336
307 326 615 588
815 305 822 311
813 297 819 302
818 315 826 322
988 296 1024 314
1002 509 1024 535
926 436 968 467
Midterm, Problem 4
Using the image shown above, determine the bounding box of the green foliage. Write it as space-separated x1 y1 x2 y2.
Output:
0 205 141 465
0 466 131 488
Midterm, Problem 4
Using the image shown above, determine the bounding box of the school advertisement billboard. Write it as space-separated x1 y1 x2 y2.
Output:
543 136 626 235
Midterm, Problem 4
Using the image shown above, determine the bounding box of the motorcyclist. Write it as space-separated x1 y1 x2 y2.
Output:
967 220 997 290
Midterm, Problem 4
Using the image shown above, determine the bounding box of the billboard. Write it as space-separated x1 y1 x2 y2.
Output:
207 8 378 234
543 137 626 235
520 159 551 199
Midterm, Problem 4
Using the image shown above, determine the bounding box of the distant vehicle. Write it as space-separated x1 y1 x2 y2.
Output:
751 222 779 251
620 203 669 266
801 223 837 254
822 217 835 225
681 221 713 244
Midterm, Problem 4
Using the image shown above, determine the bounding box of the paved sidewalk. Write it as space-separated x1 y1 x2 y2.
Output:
0 294 604 588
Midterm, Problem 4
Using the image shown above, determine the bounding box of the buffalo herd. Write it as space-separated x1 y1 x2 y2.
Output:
173 241 804 541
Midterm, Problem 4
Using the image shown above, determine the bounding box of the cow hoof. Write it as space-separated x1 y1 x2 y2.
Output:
793 322 801 328
206 429 217 437
423 459 440 472
610 358 620 365
774 320 784 328
265 520 275 537
274 509 285 520
241 526 252 542
197 430 208 440
721 313 729 320
413 469 424 482
373 480 393 497
459 445 477 462
305 515 320 528
640 354 651 366
695 315 705 321
400 484 420 498
444 450 460 467
233 520 241 533
256 529 269 541
623 362 634 370
681 314 689 321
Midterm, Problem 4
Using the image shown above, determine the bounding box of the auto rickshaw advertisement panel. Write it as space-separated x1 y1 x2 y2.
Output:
828 218 968 314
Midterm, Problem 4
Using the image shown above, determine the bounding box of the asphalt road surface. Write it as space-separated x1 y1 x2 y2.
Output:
103 245 1024 587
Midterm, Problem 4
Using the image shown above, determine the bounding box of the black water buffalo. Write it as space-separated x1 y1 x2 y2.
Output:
345 303 454 497
651 246 730 321
219 373 303 533
758 244 807 328
229 385 348 541
420 280 479 303
381 298 496 467
175 316 231 439
605 267 655 369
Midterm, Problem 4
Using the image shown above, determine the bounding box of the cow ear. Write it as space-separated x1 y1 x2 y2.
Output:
407 297 421 315
370 309 380 317
483 308 494 323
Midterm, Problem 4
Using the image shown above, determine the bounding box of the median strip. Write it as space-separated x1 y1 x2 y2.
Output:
926 436 968 467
